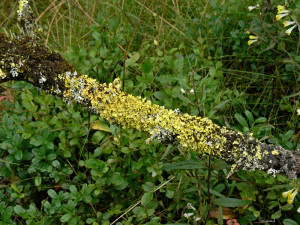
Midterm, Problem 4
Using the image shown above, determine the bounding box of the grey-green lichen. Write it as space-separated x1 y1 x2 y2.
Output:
17 0 36 37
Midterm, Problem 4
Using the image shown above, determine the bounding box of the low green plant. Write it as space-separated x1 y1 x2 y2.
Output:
0 0 299 224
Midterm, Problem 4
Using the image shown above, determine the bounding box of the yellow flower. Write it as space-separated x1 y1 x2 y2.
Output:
282 188 295 198
248 40 258 45
247 35 258 46
283 21 296 27
287 188 298 204
277 5 286 13
285 25 297 35
276 13 289 21
249 35 258 40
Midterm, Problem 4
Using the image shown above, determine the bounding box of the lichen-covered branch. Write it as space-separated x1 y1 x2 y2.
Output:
0 0 299 180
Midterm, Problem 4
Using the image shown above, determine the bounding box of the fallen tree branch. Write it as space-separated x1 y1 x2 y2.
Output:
0 0 299 180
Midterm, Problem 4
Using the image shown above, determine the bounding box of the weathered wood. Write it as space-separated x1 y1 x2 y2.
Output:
0 0 298 180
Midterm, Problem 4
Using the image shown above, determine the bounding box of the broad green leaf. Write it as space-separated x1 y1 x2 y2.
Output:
166 189 174 199
283 219 298 225
34 176 42 186
271 210 281 219
173 57 183 73
245 110 254 125
254 117 266 123
143 60 153 74
212 197 250 207
209 67 216 76
2 206 13 222
235 113 248 128
14 150 23 161
141 192 153 206
91 131 106 144
61 213 72 222
47 189 57 199
92 32 101 41
281 204 293 211
85 159 101 169
174 93 195 106
14 205 25 215
92 121 111 133
69 185 78 195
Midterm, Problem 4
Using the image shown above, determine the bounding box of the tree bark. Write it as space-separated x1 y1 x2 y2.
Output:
0 0 299 180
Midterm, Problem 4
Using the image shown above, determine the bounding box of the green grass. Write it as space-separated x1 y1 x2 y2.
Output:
0 0 299 224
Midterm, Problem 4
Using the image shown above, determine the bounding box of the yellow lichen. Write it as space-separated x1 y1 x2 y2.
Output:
18 1 28 12
59 74 230 157
272 150 279 155
0 68 6 79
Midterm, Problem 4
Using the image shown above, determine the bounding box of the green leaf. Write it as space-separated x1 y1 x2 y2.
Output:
268 201 278 209
46 153 56 161
2 206 13 222
92 32 101 41
92 121 111 133
235 113 248 128
61 213 72 222
22 132 31 139
47 189 57 199
30 138 43 147
0 164 12 178
143 60 153 74
208 189 225 198
166 189 174 199
209 67 216 76
160 144 173 160
213 99 231 111
174 93 195 106
34 176 42 186
283 219 299 225
164 160 206 170
14 150 23 161
263 184 292 192
173 57 183 73
271 210 281 219
212 197 251 207
142 182 155 192
281 204 293 211
254 117 266 123
94 147 103 157
69 185 78 195
154 91 169 101
91 131 106 144
85 159 101 169
245 110 254 125
14 205 28 219
211 160 229 170
21 92 38 112
141 192 153 206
